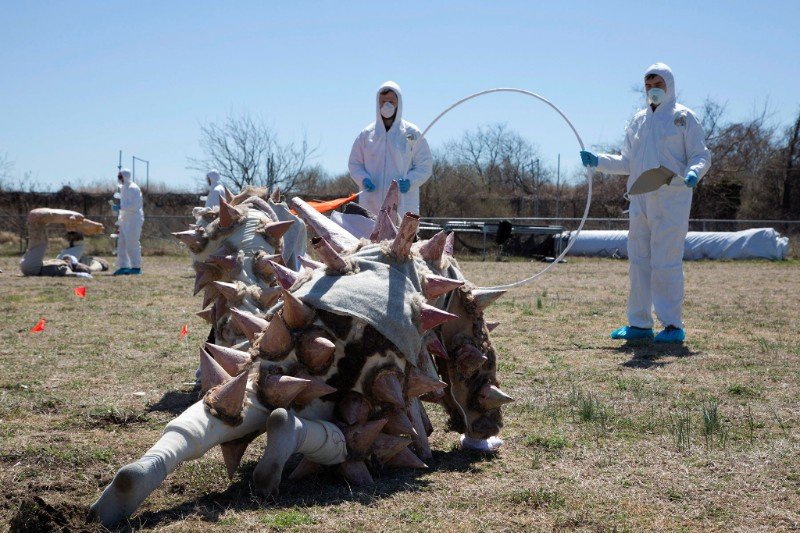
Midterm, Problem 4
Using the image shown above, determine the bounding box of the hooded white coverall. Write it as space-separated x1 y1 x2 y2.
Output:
204 170 226 209
348 81 433 216
117 169 144 270
596 63 711 329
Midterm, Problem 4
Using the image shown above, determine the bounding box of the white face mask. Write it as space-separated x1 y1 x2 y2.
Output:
647 87 666 106
380 101 396 119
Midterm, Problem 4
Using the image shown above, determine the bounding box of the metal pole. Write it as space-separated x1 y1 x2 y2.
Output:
118 150 122 172
556 154 561 219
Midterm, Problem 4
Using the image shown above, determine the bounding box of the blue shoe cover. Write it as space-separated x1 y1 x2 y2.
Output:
112 268 131 276
129 268 141 275
655 327 685 343
610 325 654 340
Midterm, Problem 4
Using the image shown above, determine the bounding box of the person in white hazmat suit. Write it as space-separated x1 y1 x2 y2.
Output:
580 63 711 343
348 81 433 217
112 169 145 275
204 169 226 209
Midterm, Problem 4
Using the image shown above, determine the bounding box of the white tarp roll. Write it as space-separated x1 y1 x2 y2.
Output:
562 228 789 260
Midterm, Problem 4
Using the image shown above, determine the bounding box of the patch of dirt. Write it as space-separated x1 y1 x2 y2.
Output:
9 496 97 533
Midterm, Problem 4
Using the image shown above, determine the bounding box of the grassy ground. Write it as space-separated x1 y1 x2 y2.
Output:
0 251 798 532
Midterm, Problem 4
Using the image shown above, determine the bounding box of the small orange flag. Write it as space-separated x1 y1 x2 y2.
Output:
30 318 46 333
179 324 189 339
74 286 86 298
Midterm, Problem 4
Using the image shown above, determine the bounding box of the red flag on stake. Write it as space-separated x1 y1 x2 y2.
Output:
30 318 46 333
74 286 86 298
179 324 189 339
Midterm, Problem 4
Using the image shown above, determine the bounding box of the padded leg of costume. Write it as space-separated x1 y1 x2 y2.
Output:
626 195 654 329
89 391 269 527
252 408 346 497
19 223 48 276
649 186 692 328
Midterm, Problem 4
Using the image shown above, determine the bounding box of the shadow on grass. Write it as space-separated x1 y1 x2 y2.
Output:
615 341 698 369
126 447 494 530
145 387 199 416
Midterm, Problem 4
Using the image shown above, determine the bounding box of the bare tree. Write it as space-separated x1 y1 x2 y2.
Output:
187 112 315 194
0 152 13 191
782 109 800 218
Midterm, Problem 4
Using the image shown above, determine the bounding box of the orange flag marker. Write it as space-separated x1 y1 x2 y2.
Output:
179 324 189 339
74 286 86 298
30 318 46 333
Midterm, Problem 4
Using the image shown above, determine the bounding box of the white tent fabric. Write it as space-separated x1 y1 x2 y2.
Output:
562 228 789 260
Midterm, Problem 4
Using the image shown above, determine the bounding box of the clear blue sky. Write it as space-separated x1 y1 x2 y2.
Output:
2 0 798 192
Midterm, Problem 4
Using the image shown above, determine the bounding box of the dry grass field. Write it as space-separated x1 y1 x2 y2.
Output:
1 249 798 532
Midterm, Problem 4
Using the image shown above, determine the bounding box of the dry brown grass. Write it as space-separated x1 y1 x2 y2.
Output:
0 253 798 532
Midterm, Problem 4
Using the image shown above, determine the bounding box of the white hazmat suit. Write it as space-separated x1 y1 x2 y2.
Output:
596 63 711 329
116 169 144 270
348 81 433 216
204 170 226 209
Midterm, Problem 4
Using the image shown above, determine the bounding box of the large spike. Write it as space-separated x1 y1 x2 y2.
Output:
206 253 239 272
344 418 388 458
288 457 322 481
407 397 432 460
204 368 249 423
385 447 428 469
193 263 221 295
199 348 231 394
270 187 281 203
291 197 359 253
478 383 515 410
218 198 242 229
444 231 455 256
336 392 371 425
405 366 447 399
486 321 500 332
380 180 400 225
389 212 420 260
292 377 337 406
223 186 234 203
255 286 282 308
213 295 228 326
220 431 259 480
258 375 311 408
369 209 398 243
296 329 336 374
298 255 324 270
196 307 215 325
172 230 207 253
418 302 458 331
257 315 293 359
213 281 243 303
202 284 219 309
205 342 252 376
269 260 301 290
261 219 295 240
456 344 488 374
471 288 507 313
371 368 405 408
311 236 349 272
423 274 465 300
339 460 373 486
371 433 413 464
417 231 447 263
384 408 415 436
281 289 315 329
253 252 284 280
229 307 268 343
425 333 449 360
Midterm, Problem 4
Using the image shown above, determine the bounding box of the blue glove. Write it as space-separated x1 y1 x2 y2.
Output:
580 150 598 167
684 171 698 188
398 178 411 193
362 178 376 192
112 204 120 212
